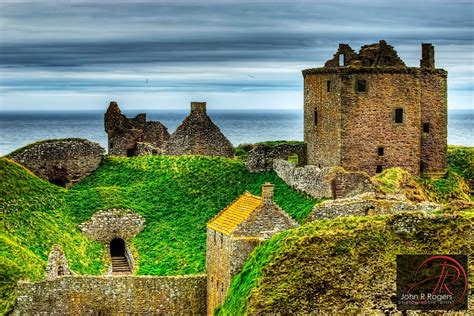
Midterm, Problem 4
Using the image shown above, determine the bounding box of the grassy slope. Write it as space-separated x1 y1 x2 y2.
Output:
219 211 473 315
0 158 105 314
65 156 317 276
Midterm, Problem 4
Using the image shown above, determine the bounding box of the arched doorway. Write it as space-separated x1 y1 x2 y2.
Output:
109 238 131 275
110 238 125 257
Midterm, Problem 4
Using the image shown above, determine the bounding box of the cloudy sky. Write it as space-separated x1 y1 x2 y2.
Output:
0 0 473 111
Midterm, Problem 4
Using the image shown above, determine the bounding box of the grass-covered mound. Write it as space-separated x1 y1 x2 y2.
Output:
0 158 105 314
219 211 473 315
65 156 317 276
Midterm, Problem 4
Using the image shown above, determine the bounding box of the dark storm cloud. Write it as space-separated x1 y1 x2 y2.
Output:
0 0 472 106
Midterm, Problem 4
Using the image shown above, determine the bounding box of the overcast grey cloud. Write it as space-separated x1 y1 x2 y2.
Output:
0 0 473 110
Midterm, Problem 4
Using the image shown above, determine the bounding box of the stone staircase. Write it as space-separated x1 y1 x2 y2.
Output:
111 256 131 275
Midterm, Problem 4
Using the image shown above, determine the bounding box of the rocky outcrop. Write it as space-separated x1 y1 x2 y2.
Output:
307 192 442 221
105 101 169 156
165 102 235 158
246 143 307 173
8 138 104 188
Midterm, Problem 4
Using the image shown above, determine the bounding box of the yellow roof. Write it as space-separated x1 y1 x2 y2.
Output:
207 192 262 235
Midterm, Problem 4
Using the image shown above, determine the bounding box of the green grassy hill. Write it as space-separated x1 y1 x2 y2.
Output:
0 158 105 314
219 211 474 315
1 155 317 314
65 155 317 275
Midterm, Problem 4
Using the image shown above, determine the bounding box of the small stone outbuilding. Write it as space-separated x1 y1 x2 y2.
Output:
165 102 235 158
206 183 298 315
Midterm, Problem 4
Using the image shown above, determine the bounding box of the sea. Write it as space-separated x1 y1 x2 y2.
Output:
0 109 472 156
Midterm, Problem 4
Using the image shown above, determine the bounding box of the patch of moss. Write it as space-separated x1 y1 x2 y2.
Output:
219 211 473 315
372 167 427 202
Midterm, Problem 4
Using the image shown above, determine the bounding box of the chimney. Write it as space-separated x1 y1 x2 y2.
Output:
420 43 435 69
190 102 206 115
261 182 274 205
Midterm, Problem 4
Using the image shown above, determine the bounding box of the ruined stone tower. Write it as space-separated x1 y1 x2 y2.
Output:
104 101 170 156
303 41 447 176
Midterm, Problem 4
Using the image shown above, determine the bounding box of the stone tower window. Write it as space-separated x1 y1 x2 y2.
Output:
376 165 383 173
378 147 384 156
326 80 331 92
394 108 404 123
314 110 318 126
339 54 345 66
423 123 430 133
357 79 367 93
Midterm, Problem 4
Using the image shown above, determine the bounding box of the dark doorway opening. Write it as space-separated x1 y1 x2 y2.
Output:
110 238 125 257
126 148 135 157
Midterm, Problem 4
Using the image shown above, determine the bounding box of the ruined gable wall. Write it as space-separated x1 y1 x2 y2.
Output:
340 72 422 175
420 70 448 176
304 72 342 167
14 275 207 315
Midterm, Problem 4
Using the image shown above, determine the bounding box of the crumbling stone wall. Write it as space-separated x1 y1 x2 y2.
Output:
14 275 207 315
303 41 447 176
307 193 441 221
8 138 104 188
274 160 373 199
45 245 74 280
105 101 169 156
246 143 307 172
165 102 235 158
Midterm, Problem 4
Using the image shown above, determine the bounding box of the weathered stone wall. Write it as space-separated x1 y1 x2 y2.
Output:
14 275 207 315
302 42 447 177
246 143 307 172
420 70 448 176
329 168 374 199
304 72 342 168
105 101 169 156
307 193 441 221
274 160 373 199
273 159 333 198
8 138 104 188
45 245 74 280
79 208 145 243
165 102 235 158
206 229 232 315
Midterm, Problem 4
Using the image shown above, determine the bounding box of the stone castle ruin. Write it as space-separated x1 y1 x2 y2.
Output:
105 101 235 158
303 41 447 177
105 101 170 156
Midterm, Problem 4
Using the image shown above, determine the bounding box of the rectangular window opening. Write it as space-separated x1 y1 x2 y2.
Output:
339 54 345 66
423 123 430 133
395 108 404 123
326 80 331 92
378 147 384 156
357 79 367 93
314 110 318 126
376 165 383 174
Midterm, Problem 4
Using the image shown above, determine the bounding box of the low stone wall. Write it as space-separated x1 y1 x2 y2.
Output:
273 159 333 198
14 275 207 315
246 143 307 173
274 160 375 199
8 138 104 188
307 193 442 221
